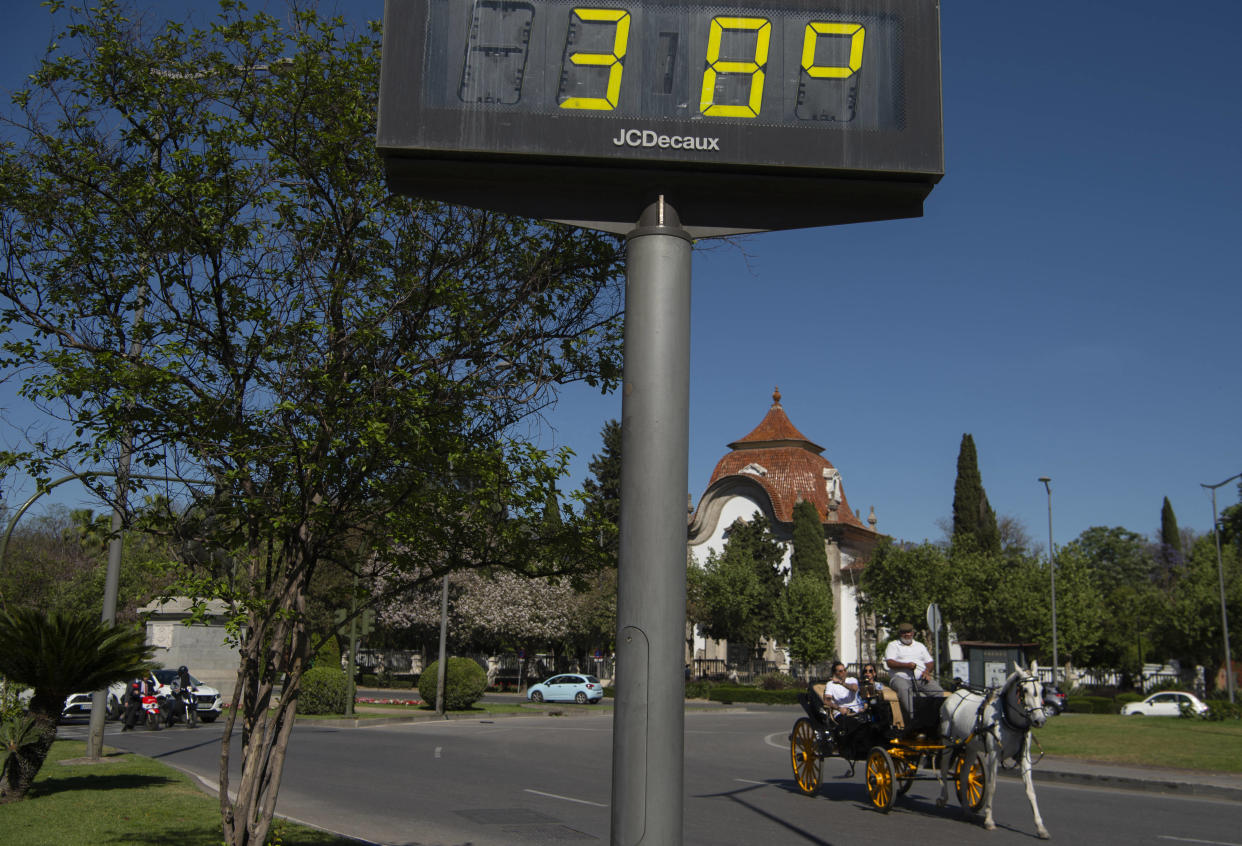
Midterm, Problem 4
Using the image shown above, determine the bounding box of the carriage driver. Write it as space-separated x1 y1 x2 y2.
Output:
884 622 944 722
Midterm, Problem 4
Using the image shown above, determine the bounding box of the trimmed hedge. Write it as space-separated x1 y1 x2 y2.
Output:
1065 695 1115 714
709 685 801 705
299 665 350 715
418 658 487 710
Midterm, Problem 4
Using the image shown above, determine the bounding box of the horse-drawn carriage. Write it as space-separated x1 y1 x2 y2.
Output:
788 665 1052 838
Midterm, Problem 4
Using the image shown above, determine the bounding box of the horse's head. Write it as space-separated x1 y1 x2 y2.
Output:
1008 661 1047 729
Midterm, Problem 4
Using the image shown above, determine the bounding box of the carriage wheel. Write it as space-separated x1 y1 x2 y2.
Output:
789 718 822 795
896 755 919 796
955 747 988 813
865 747 897 812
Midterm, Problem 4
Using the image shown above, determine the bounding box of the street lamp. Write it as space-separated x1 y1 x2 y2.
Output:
1039 477 1058 687
1202 473 1239 704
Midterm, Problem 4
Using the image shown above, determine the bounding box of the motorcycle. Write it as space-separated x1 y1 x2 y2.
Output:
164 686 198 728
140 694 162 731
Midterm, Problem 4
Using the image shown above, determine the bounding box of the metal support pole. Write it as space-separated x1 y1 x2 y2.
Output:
1039 477 1058 687
612 197 691 846
435 572 449 716
345 574 359 718
1203 474 1239 704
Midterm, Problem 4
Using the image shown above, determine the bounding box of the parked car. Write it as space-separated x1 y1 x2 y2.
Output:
1042 684 1068 715
60 682 128 721
1120 690 1209 717
527 673 604 704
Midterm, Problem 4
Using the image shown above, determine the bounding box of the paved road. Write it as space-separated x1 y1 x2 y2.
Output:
60 710 1242 846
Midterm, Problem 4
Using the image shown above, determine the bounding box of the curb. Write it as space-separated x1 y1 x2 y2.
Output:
1000 766 1242 803
308 704 605 728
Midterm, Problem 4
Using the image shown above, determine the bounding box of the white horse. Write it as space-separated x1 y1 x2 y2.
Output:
936 662 1050 839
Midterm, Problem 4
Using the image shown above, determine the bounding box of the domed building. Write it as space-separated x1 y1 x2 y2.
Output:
687 388 881 673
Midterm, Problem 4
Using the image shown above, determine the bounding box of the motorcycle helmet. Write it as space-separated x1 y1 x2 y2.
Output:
178 666 188 674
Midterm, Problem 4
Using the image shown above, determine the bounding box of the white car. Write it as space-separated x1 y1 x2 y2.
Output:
60 682 128 721
1120 691 1209 717
149 669 224 722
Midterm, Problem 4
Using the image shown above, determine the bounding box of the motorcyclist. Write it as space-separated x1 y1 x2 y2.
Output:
169 665 196 726
121 678 146 731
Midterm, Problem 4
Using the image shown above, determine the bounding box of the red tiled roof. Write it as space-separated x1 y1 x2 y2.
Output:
728 388 824 453
704 388 867 529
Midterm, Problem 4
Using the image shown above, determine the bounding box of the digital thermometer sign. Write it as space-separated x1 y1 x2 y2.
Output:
378 0 942 233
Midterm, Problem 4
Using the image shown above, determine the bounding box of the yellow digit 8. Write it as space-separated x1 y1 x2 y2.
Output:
699 17 771 118
801 22 865 79
559 9 631 111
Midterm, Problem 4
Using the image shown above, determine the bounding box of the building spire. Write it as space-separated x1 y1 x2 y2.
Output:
772 386 781 405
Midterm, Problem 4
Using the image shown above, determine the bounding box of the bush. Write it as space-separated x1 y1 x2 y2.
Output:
685 680 713 700
1204 699 1242 721
756 672 798 690
313 635 341 670
418 658 487 710
299 665 350 715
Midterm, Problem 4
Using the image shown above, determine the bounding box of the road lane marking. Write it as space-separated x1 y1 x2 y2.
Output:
524 789 608 808
435 746 442 758
1158 838 1242 846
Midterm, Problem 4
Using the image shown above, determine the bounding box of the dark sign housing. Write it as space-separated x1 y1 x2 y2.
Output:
378 0 943 233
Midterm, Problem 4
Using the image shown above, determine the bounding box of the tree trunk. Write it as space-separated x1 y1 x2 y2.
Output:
218 552 313 846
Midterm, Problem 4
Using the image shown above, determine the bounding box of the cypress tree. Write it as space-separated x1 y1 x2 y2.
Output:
952 433 1000 554
582 419 622 560
790 498 830 580
1160 496 1182 555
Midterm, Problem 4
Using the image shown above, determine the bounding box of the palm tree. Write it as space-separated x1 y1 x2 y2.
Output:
0 609 154 801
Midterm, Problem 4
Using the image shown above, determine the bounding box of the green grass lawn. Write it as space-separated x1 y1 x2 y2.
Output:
0 741 363 846
1034 713 1242 772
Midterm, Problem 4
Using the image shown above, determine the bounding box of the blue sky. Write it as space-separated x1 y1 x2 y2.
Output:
2 1 1240 552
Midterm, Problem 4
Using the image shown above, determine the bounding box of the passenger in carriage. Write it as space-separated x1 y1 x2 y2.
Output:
822 661 865 720
884 622 944 724
860 663 885 698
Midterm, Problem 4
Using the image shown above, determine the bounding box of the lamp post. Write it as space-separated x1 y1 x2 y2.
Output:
1202 473 1240 704
1039 477 1058 686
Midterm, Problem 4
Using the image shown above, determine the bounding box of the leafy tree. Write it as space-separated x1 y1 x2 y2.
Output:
689 515 785 656
0 609 153 801
0 506 171 621
1064 526 1155 594
1035 546 1103 671
1155 534 1242 688
1219 480 1242 552
1062 525 1159 683
859 538 947 634
773 571 834 675
951 434 1000 555
0 3 623 843
790 499 829 580
942 537 1033 643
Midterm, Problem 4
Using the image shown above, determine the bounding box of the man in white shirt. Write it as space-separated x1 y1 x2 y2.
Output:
884 622 943 722
822 661 864 717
